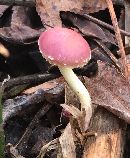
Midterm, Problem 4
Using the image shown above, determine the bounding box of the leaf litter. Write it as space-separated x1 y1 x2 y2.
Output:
0 0 130 158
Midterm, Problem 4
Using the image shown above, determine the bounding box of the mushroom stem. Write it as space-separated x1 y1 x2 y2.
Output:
59 66 92 131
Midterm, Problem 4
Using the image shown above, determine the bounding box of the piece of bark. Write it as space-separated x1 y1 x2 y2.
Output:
83 107 126 158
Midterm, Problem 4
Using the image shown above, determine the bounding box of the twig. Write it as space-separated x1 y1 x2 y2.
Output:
0 73 59 90
0 0 35 7
83 13 130 37
94 39 122 72
106 0 128 78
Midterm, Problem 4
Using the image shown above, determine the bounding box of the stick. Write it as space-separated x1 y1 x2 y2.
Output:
106 0 127 77
83 13 130 37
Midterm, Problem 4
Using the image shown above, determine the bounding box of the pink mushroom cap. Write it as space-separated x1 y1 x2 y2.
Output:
38 27 91 68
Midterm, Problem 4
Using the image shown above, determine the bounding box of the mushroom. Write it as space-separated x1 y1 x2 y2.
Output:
38 27 92 131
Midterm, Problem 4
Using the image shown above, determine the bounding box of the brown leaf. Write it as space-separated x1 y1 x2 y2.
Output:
31 126 54 155
3 82 64 122
84 61 130 123
6 143 25 158
83 0 122 13
23 77 64 94
59 123 76 158
36 0 85 27
11 6 30 26
0 5 9 18
36 0 119 27
61 104 82 119
0 25 43 44
61 12 116 45
0 6 44 44
83 0 108 13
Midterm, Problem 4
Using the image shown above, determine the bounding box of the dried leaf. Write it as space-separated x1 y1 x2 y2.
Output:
61 104 82 119
82 0 122 13
3 83 64 122
0 5 9 18
0 24 43 44
23 77 63 94
61 104 87 133
59 123 76 158
36 0 119 27
30 126 54 155
11 6 30 26
36 0 85 27
125 0 130 46
84 61 130 123
37 139 58 158
83 0 108 13
61 12 116 45
0 6 44 44
6 143 25 158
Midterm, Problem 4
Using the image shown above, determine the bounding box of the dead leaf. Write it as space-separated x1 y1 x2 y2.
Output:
84 61 130 124
11 6 30 26
0 24 44 44
37 139 58 158
83 0 108 13
3 83 64 122
36 0 120 27
6 143 25 158
83 0 123 13
23 77 64 94
59 123 76 158
61 104 82 119
30 126 55 155
36 0 85 27
0 5 9 18
0 6 44 44
61 12 116 45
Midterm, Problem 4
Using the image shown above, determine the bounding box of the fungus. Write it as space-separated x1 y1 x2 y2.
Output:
38 27 92 131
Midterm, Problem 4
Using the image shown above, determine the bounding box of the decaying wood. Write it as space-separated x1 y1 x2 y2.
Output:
83 107 126 158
